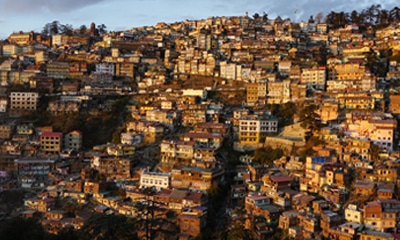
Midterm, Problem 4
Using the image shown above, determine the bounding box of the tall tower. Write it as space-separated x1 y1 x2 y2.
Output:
90 22 96 36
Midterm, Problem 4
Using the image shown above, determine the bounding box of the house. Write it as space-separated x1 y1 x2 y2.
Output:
153 189 208 210
90 155 132 180
0 124 13 140
245 195 271 212
179 207 207 239
139 169 171 190
360 230 396 240
345 204 363 224
37 197 56 212
46 62 69 79
171 166 224 191
354 180 376 196
279 210 299 230
29 76 54 93
181 131 223 149
0 97 7 112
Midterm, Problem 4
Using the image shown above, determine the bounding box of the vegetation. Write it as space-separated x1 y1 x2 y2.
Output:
0 217 48 240
323 4 400 30
253 146 284 165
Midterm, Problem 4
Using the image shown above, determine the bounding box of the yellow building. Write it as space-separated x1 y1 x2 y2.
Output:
40 132 63 154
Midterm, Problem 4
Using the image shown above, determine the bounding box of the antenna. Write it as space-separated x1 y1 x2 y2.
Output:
295 4 298 23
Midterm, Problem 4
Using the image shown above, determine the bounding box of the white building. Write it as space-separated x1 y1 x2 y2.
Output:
120 132 142 146
182 89 207 100
140 169 171 190
95 63 115 75
64 130 83 150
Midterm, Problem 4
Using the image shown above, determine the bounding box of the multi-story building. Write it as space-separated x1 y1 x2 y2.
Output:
301 66 326 90
160 140 196 163
0 124 13 139
328 63 367 80
181 131 223 149
40 132 63 154
171 166 224 191
46 62 69 79
29 76 54 93
179 207 207 239
239 114 278 145
9 92 39 110
139 169 171 190
115 62 134 79
64 130 83 150
95 63 115 75
2 44 22 56
8 32 34 45
246 81 267 106
15 158 55 188
90 155 131 180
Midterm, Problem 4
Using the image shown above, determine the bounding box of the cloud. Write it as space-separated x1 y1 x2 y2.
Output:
0 0 106 13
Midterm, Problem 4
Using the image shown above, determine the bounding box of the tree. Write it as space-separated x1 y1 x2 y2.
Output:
79 25 87 34
390 6 400 22
299 104 322 141
80 212 139 240
315 12 324 23
262 12 268 22
308 15 315 24
97 24 107 36
253 146 284 165
253 13 260 20
50 20 60 35
60 24 73 36
227 222 252 240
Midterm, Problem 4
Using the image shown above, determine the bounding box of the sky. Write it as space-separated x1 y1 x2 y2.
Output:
0 0 398 39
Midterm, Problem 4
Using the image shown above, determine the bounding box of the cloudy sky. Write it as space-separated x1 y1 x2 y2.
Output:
0 0 398 38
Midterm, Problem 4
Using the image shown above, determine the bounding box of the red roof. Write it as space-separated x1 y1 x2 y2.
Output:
41 132 62 138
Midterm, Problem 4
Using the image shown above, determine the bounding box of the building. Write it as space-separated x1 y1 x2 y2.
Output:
14 158 55 188
115 62 134 79
0 97 7 112
8 31 34 45
179 207 207 239
301 66 326 90
239 114 278 145
46 62 69 79
171 166 224 191
9 92 39 110
139 169 171 190
0 124 13 139
246 81 267 106
90 155 132 180
40 132 63 154
64 130 83 150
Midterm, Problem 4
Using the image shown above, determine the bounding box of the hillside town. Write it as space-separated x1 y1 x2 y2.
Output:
1 5 400 240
